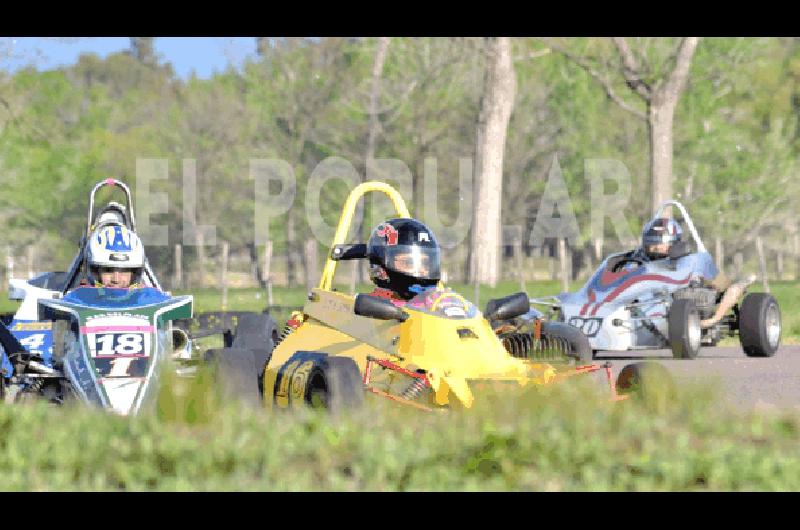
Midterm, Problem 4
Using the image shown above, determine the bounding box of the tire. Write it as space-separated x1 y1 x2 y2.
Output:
204 348 261 407
302 355 364 414
616 362 675 408
668 298 701 359
231 313 279 392
739 293 781 357
541 321 594 364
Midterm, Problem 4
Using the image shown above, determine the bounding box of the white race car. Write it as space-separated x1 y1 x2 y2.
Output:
528 201 781 359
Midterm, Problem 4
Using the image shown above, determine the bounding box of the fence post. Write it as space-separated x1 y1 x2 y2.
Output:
264 240 274 307
734 252 743 279
755 237 769 293
558 238 569 293
220 241 229 311
27 246 34 279
304 240 318 291
174 244 182 290
4 245 12 287
715 236 724 272
777 251 784 282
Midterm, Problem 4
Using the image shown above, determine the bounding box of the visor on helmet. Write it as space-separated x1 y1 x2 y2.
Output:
384 245 440 281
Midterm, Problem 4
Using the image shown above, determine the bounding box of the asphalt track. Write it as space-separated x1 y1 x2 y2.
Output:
595 345 800 411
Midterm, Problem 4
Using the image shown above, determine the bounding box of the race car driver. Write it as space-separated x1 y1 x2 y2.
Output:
83 224 146 289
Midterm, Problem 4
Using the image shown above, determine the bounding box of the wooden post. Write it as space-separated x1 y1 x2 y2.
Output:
27 246 34 279
795 232 800 281
220 241 229 311
196 231 206 288
264 241 274 307
174 244 182 290
715 236 724 272
734 252 743 279
349 261 357 295
777 250 784 282
515 230 525 294
304 240 318 291
755 237 769 293
559 238 569 293
5 246 12 286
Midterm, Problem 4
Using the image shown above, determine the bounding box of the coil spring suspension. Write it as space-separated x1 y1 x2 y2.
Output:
501 332 572 361
401 378 427 400
275 323 295 346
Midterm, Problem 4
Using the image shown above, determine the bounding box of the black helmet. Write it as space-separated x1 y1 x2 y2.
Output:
642 217 682 260
367 218 441 299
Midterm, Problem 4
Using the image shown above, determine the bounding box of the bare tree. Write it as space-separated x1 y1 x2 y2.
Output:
545 37 700 214
130 38 156 65
256 38 270 57
469 37 517 286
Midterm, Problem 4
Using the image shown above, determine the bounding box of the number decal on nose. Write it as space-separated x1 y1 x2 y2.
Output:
568 317 603 337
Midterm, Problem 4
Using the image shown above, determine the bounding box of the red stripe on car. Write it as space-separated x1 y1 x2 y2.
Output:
589 274 691 316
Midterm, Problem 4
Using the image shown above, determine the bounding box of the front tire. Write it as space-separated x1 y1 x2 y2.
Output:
668 298 701 359
739 293 781 357
204 348 261 407
616 362 675 409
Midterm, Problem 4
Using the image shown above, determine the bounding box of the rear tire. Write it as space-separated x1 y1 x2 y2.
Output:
668 298 701 359
204 348 261 407
304 355 364 414
739 293 781 357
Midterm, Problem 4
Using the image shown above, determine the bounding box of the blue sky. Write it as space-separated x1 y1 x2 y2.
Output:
0 37 259 79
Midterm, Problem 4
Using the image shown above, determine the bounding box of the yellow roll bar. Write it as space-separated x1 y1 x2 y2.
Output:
318 181 411 291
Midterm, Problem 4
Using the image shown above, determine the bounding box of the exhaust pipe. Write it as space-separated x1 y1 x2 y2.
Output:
700 274 756 329
171 328 193 359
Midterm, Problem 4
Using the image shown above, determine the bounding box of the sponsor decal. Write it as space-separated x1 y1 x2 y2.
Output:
13 322 52 331
418 232 430 242
376 224 399 246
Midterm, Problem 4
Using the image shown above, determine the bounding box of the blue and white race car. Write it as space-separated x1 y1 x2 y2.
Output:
528 201 781 359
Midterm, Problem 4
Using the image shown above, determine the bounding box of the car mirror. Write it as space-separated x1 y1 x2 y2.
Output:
485 292 530 321
354 294 409 322
332 244 367 261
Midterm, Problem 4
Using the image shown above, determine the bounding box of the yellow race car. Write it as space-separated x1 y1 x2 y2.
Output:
262 182 655 412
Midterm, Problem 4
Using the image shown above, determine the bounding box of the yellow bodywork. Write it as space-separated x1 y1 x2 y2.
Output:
264 181 562 409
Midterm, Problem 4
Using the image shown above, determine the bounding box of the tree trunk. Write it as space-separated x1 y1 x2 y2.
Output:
648 98 676 215
469 37 516 286
360 37 391 286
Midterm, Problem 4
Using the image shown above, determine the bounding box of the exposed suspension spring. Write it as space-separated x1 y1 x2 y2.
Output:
401 378 427 400
501 332 572 361
275 323 294 346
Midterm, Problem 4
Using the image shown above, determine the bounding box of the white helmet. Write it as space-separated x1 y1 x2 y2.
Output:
86 224 145 284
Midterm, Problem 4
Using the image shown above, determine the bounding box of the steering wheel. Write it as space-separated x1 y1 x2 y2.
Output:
611 256 645 273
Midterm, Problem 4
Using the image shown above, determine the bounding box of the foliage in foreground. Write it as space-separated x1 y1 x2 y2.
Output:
1 370 798 492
